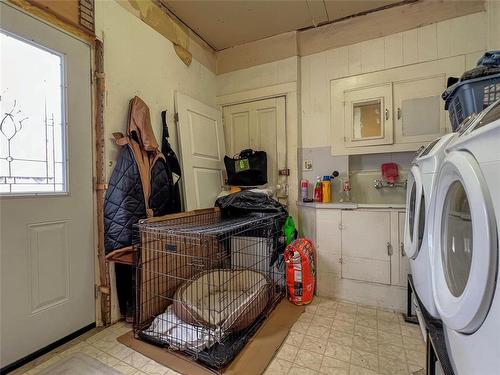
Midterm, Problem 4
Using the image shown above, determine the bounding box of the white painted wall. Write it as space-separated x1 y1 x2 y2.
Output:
94 0 217 323
216 56 298 96
300 11 489 150
94 0 217 180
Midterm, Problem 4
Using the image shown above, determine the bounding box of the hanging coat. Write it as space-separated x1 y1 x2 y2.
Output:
161 110 182 213
103 97 171 315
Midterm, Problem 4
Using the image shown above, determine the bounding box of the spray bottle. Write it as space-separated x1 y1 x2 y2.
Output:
313 177 322 202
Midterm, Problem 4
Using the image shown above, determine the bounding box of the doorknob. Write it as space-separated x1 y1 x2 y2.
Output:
385 108 389 120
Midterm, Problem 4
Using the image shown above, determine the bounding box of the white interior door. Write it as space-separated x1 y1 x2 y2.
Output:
0 3 94 367
175 93 226 211
222 97 287 197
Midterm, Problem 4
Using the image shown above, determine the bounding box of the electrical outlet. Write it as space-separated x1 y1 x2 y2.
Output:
303 160 313 171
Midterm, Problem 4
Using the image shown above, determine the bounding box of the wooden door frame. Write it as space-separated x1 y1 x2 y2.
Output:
216 82 299 221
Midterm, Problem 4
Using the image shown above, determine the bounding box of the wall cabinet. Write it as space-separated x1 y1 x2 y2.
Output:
344 83 393 147
393 75 447 144
331 56 466 155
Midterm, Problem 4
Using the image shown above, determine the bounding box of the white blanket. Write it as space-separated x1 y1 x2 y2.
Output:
143 305 223 352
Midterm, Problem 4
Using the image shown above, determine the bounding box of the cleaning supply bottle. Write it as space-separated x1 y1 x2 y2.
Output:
322 176 331 203
313 177 322 202
300 179 309 201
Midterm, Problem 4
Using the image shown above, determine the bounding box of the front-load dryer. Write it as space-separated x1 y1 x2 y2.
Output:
404 132 458 319
429 101 500 375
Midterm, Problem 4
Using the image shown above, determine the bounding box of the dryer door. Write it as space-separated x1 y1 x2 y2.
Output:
405 165 425 259
431 151 497 333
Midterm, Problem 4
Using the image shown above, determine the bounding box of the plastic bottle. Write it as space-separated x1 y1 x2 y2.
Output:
313 177 323 202
340 177 352 202
322 176 331 203
300 179 309 201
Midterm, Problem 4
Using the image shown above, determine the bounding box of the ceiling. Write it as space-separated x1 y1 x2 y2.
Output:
160 0 408 50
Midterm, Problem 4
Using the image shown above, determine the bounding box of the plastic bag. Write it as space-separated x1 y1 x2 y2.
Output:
284 216 298 245
215 190 287 217
285 238 316 306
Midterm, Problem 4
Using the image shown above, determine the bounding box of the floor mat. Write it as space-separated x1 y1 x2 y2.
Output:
118 299 305 375
37 353 122 375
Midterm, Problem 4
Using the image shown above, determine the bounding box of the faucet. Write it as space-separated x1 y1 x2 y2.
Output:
373 179 407 189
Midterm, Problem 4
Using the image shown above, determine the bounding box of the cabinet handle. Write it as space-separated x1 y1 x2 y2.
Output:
387 242 393 256
385 108 389 120
400 242 405 257
397 107 401 120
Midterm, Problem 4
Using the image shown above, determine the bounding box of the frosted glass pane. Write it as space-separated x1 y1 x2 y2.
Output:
402 96 440 137
353 100 382 140
0 31 66 194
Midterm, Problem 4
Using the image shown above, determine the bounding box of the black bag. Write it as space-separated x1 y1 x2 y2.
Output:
224 149 267 186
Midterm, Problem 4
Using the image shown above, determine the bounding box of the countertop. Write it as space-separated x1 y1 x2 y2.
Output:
296 201 406 210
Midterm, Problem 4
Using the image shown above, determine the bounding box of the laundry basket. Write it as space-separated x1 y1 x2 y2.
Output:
443 73 500 130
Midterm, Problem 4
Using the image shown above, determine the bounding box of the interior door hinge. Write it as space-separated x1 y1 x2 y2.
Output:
387 242 393 256
339 257 343 264
338 223 344 230
174 112 179 123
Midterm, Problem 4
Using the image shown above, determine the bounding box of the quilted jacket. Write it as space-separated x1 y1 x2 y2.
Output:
104 97 171 261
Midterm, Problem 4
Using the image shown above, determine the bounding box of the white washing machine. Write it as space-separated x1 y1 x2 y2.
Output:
429 101 500 375
404 132 458 319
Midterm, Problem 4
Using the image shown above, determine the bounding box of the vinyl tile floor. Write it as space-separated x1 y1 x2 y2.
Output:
9 297 425 375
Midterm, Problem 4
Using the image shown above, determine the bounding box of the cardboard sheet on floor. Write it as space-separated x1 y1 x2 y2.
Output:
117 300 305 375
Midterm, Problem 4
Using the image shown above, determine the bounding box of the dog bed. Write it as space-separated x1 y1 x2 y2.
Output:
173 269 270 332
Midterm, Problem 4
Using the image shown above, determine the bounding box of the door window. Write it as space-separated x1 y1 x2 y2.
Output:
0 31 66 194
442 181 473 297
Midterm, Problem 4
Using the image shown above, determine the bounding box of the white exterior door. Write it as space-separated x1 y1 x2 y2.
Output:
222 97 287 197
0 3 94 367
175 93 226 211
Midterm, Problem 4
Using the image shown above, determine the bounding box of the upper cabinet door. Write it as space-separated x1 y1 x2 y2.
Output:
344 83 393 147
394 75 447 144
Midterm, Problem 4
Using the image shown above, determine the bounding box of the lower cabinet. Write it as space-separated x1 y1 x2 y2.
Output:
299 206 409 310
341 210 392 285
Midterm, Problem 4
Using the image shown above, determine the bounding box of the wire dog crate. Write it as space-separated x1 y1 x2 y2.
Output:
133 208 286 369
